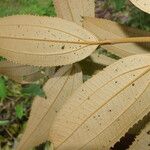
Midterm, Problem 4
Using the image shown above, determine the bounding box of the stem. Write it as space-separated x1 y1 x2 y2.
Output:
103 37 150 45
0 36 150 45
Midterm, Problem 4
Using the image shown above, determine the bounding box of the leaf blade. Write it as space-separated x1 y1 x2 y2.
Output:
15 104 25 119
21 84 45 97
48 54 150 149
0 77 7 100
17 64 83 150
129 0 150 14
53 0 95 25
0 120 9 126
90 51 117 66
83 17 150 57
0 60 44 83
0 15 98 67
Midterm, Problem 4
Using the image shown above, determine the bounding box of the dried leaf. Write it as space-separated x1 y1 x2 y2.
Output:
0 61 56 83
130 0 150 14
23 67 56 83
48 54 150 150
53 0 95 26
91 51 117 66
83 17 150 57
0 61 38 76
0 60 42 83
129 122 150 150
17 64 83 150
0 15 98 67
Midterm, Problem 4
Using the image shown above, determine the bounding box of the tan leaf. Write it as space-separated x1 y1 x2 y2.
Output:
0 61 38 76
48 54 150 150
83 17 150 57
0 61 55 83
0 15 98 67
129 122 150 150
17 64 83 150
0 60 41 83
90 51 117 66
53 0 95 26
23 67 56 83
130 0 150 14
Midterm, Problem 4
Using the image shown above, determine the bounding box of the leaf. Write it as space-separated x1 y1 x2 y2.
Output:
48 54 150 149
21 67 55 84
17 64 83 150
53 0 95 26
44 142 54 150
22 84 45 97
0 120 9 126
129 0 150 14
91 51 117 66
0 61 39 76
83 17 150 57
129 122 150 150
0 15 98 67
15 104 24 119
0 60 43 83
0 77 7 100
113 0 126 11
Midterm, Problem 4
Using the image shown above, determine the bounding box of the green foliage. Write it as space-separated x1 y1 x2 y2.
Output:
107 0 150 31
0 0 56 17
0 77 7 101
113 0 126 11
22 84 45 97
0 120 9 126
127 9 150 31
15 104 25 119
0 57 6 61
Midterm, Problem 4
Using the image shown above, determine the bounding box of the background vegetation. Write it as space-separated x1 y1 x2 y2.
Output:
0 0 149 149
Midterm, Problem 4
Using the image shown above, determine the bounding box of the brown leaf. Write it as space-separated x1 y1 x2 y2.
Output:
83 17 150 57
17 64 83 150
53 0 95 26
0 15 98 67
129 122 150 150
48 54 150 150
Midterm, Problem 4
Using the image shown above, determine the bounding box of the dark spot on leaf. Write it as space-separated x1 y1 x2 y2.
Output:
61 45 65 49
147 130 150 135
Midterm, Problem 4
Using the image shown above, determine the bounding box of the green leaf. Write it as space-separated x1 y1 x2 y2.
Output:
0 120 9 126
15 104 24 119
44 142 53 150
22 84 45 97
113 0 125 11
0 77 7 101
0 56 6 61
